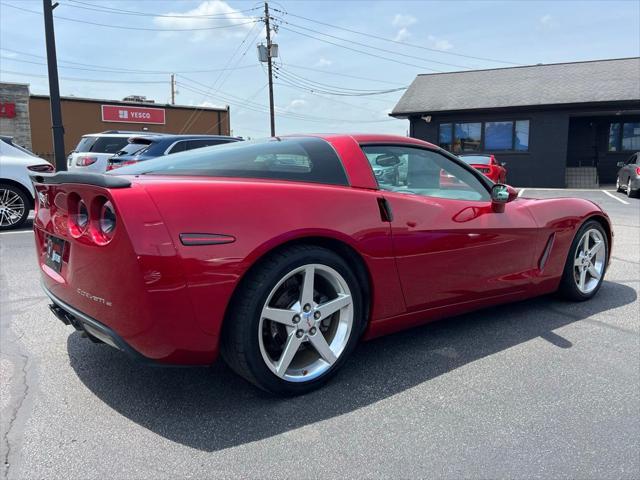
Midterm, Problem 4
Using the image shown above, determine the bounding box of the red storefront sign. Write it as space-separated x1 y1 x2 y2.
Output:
0 102 16 118
101 105 165 124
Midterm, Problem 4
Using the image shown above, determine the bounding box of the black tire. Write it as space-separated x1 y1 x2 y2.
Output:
0 183 30 231
557 220 608 301
221 244 364 395
616 177 624 192
627 179 637 198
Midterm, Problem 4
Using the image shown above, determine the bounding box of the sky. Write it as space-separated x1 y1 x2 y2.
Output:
1 0 639 138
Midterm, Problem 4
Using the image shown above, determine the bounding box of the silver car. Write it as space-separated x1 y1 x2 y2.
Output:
616 152 639 198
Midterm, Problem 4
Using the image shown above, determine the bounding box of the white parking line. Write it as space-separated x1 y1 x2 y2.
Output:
0 229 33 236
601 190 630 205
517 188 525 197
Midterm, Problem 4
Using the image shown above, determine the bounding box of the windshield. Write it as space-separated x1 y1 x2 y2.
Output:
111 137 349 186
459 155 491 165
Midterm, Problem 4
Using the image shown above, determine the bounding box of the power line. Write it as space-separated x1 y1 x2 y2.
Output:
284 63 405 87
178 81 394 125
271 7 522 66
65 0 260 19
0 54 257 75
274 16 473 71
274 65 407 96
277 24 446 72
1 2 258 32
0 70 167 84
179 22 263 133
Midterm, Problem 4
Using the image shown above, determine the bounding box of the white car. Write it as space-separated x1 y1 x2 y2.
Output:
0 136 53 230
67 130 157 173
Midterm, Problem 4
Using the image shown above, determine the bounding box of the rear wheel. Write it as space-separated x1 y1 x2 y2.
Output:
616 176 623 192
627 179 637 198
558 220 608 301
222 245 363 395
0 184 29 231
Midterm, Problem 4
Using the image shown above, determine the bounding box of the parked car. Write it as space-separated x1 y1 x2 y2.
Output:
616 152 639 198
0 136 53 230
458 154 507 183
32 134 611 395
107 134 242 171
68 131 164 173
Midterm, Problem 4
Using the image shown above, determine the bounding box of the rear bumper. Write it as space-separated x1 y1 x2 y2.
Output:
43 284 155 365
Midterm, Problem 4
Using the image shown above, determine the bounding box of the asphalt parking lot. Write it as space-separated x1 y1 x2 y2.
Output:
1 188 638 479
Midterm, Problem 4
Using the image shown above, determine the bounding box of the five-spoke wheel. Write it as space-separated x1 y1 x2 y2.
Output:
559 220 609 300
222 245 362 395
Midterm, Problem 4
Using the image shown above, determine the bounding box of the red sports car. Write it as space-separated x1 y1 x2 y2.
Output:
458 154 507 183
32 134 611 395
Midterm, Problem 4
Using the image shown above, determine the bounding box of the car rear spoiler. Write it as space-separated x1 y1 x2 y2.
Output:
30 171 131 188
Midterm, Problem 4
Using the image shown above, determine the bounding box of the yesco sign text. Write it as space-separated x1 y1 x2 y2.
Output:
101 105 166 125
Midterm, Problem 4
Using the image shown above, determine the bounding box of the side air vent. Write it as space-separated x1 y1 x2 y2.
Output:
377 197 393 222
538 233 556 270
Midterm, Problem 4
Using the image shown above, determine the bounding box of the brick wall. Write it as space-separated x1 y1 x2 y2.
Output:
0 82 32 150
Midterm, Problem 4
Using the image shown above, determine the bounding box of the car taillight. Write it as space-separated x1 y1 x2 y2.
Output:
68 198 89 238
27 164 54 173
107 160 137 171
76 156 98 167
91 199 116 245
636 167 640 175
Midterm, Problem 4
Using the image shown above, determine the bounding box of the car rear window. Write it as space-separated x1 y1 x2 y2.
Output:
115 140 152 156
459 155 491 165
75 136 130 154
112 137 349 186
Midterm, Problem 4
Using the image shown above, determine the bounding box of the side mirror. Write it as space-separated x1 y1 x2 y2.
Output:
376 154 401 167
491 184 518 212
616 161 624 168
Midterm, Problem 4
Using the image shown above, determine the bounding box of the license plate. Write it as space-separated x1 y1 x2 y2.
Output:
45 235 66 274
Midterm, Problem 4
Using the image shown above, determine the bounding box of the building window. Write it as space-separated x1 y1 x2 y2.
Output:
438 119 529 153
439 123 453 152
485 121 513 150
515 120 530 151
609 122 640 151
453 122 482 153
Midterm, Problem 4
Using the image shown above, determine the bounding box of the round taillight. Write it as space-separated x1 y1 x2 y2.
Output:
69 199 89 238
99 201 116 237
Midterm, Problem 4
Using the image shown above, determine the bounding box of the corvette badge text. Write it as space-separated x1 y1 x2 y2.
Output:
77 288 112 307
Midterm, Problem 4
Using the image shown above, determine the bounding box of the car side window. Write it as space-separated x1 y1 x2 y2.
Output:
168 141 186 154
186 139 222 150
362 145 490 201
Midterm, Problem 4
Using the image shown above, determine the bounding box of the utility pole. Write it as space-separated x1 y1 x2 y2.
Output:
170 73 176 105
42 0 66 172
264 2 275 137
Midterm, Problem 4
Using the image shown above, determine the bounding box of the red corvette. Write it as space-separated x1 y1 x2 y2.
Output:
32 134 611 395
458 154 507 183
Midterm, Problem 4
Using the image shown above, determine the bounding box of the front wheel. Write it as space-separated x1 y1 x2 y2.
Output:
222 245 363 395
558 220 608 301
0 184 30 231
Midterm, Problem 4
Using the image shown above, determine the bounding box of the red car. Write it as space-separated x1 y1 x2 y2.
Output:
458 154 507 183
32 134 611 395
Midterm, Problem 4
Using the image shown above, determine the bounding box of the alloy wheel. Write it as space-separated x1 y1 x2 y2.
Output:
573 228 606 294
0 188 26 228
258 263 353 382
628 179 633 197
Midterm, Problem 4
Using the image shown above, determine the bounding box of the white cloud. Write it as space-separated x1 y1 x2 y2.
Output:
196 100 227 109
392 14 417 29
394 28 410 42
154 0 256 42
428 35 453 51
1 50 17 58
284 99 307 112
540 14 553 26
314 57 332 68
